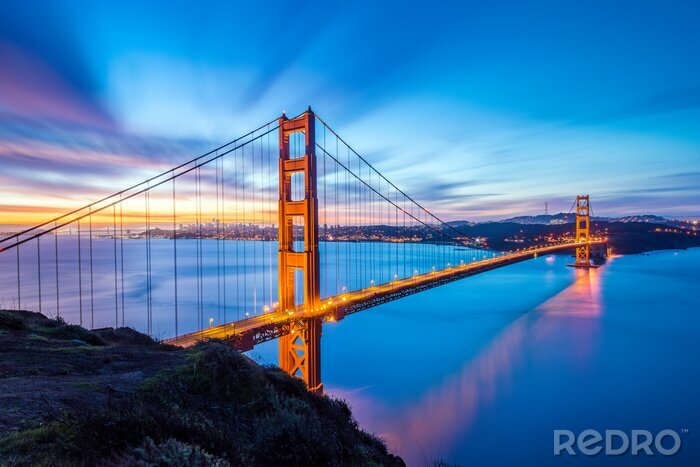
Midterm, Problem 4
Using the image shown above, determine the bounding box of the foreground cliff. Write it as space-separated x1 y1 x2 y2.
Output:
0 310 403 466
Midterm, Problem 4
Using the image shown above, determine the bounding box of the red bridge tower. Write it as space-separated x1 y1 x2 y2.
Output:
277 109 323 393
569 195 599 268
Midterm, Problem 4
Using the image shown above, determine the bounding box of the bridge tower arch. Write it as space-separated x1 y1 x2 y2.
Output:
277 108 323 393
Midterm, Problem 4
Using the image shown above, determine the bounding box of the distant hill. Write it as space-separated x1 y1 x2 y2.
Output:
446 220 700 254
449 213 691 228
615 215 673 224
498 213 572 225
449 213 574 227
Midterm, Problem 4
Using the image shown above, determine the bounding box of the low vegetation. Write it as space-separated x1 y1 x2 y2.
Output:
0 310 404 466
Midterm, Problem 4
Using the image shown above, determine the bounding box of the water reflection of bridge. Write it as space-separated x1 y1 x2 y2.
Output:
333 267 604 464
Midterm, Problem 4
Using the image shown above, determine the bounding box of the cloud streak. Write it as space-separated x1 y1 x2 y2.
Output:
1 1 699 224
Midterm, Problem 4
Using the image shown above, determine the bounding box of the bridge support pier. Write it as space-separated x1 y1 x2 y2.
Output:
277 109 323 393
279 318 322 393
591 242 608 261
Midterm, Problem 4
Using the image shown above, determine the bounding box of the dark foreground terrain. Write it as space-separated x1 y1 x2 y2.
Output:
0 310 404 466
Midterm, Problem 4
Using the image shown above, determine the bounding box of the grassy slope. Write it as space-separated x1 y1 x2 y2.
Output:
0 310 404 466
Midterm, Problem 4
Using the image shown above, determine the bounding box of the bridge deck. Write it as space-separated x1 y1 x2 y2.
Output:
165 241 603 349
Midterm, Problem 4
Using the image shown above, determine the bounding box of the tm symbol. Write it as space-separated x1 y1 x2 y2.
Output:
681 428 689 434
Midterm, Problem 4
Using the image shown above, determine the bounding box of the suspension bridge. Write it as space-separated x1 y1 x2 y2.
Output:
0 108 606 393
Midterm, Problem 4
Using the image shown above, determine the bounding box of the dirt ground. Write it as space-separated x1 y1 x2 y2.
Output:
0 310 184 433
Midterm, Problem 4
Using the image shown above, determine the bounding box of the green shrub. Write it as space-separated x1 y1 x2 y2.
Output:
0 424 71 465
114 437 231 466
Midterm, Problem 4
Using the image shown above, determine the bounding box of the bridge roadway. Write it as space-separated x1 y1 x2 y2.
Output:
165 240 603 350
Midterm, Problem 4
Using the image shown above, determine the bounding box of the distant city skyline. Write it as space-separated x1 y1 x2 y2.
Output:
1 0 699 226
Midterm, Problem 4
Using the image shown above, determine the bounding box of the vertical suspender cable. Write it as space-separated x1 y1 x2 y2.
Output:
37 237 42 314
368 168 372 284
222 151 227 324
358 160 362 285
357 158 361 285
146 190 152 335
196 167 203 329
16 237 21 310
235 145 240 321
267 126 273 308
242 144 247 316
77 220 82 325
395 189 399 279
54 221 59 317
258 136 263 312
403 197 406 279
322 124 326 297
173 176 178 337
355 153 359 289
120 199 125 326
335 136 339 296
113 205 118 327
89 208 94 328
345 145 350 290
216 156 221 324
232 146 237 319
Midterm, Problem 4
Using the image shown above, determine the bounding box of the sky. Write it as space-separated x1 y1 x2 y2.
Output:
1 0 699 225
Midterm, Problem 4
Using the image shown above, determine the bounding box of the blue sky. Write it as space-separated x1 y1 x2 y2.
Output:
1 0 699 222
